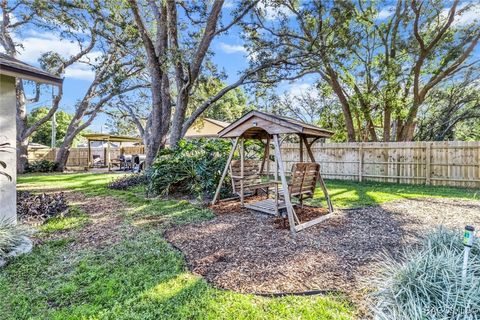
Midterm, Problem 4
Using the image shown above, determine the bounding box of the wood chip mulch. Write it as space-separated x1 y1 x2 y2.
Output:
166 197 480 298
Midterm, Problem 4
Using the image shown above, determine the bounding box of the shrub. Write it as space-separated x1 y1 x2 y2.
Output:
0 218 31 262
369 227 480 319
107 174 146 190
25 160 57 173
145 139 233 200
17 191 68 224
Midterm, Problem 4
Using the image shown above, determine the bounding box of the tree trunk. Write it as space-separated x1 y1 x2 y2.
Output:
383 104 391 141
399 100 420 141
16 139 28 173
144 72 170 168
54 145 70 172
144 101 161 167
323 69 356 141
54 118 81 171
353 85 378 141
169 92 189 147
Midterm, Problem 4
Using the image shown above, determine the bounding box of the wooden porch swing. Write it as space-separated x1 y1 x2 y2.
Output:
212 111 335 233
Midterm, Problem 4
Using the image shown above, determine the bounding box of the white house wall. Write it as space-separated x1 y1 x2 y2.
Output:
0 75 17 222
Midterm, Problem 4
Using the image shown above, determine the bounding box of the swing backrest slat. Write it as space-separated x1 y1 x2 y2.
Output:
230 160 262 194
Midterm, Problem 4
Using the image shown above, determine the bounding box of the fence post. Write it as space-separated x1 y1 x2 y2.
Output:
358 143 363 182
425 142 431 185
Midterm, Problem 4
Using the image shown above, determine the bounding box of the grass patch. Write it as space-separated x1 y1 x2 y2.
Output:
18 173 121 196
39 206 90 233
311 179 479 208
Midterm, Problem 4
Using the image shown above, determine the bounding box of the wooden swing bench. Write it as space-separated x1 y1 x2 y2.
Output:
212 110 335 234
244 162 320 216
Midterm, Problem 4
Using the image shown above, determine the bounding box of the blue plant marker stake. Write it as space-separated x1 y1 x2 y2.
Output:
464 226 475 247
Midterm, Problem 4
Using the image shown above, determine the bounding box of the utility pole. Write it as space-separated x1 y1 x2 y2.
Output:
51 112 56 148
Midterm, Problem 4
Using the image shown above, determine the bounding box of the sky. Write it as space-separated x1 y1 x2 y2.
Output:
9 1 480 133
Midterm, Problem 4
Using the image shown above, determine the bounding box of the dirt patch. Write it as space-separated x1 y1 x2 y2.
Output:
35 191 135 250
166 198 480 297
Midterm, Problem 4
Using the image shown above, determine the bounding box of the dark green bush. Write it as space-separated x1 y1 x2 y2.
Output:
108 174 146 190
145 139 233 200
25 160 57 173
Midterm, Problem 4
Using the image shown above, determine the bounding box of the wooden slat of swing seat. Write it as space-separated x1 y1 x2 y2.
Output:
243 182 275 193
244 198 287 215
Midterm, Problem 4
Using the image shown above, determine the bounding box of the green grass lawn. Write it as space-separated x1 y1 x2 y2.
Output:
2 173 355 320
3 173 478 320
311 179 479 208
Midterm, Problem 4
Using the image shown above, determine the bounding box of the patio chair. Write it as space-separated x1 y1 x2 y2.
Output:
92 155 103 167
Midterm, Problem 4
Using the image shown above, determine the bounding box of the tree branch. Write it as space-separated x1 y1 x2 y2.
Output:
215 0 259 35
22 84 63 139
189 0 223 84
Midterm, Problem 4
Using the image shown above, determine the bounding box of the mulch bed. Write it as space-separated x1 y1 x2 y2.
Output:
166 197 480 298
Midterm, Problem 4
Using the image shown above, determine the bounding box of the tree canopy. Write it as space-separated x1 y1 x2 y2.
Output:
3 0 479 173
28 108 75 147
243 0 480 142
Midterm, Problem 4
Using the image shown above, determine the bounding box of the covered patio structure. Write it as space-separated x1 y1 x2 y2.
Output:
83 134 143 170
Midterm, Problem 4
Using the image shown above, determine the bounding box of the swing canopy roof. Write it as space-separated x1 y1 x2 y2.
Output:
218 110 334 140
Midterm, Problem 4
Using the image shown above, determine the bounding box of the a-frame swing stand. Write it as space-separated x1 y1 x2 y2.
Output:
211 111 335 234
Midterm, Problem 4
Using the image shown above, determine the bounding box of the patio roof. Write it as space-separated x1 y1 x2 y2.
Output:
0 53 63 86
83 133 143 143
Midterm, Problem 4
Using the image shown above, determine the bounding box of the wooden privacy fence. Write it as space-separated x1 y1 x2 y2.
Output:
28 146 145 168
278 141 480 188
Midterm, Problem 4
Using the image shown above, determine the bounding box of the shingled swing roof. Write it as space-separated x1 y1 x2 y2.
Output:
217 110 334 139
